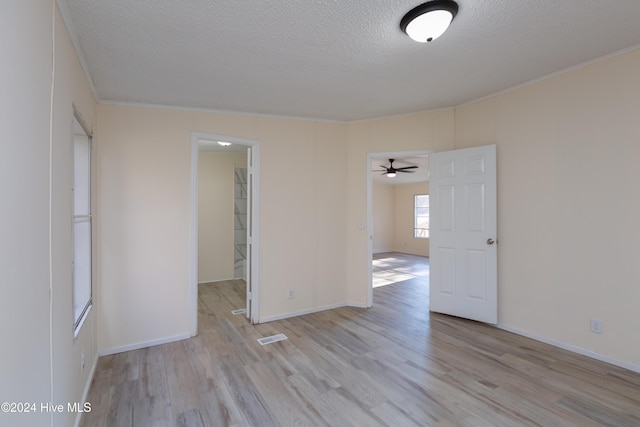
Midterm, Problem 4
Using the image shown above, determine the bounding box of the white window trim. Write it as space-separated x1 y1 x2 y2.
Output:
414 194 429 239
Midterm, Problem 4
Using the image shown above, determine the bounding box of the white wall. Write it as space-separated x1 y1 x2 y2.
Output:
0 3 97 427
0 4 53 426
198 151 247 282
96 107 348 351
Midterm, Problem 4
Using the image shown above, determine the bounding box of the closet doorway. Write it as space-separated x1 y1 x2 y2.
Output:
190 132 261 335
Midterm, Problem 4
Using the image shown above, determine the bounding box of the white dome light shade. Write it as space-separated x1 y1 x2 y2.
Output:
401 0 458 43
405 10 453 42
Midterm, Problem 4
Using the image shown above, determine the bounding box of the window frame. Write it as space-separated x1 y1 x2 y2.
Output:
72 112 93 338
414 194 429 239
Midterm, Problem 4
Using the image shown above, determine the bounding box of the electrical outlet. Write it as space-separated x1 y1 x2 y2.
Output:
590 318 603 334
81 349 86 371
288 289 295 299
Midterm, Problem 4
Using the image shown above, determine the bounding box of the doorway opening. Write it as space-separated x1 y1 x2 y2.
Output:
190 132 261 335
367 145 498 324
367 150 431 307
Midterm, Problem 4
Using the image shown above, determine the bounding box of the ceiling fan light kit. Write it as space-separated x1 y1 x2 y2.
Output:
400 0 458 43
376 159 419 178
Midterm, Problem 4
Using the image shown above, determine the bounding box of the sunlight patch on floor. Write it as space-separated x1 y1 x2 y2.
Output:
372 253 429 288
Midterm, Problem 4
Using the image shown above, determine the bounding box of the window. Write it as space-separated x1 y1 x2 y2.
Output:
414 194 429 238
73 115 92 336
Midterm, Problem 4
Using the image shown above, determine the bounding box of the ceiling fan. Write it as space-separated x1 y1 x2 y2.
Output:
374 159 418 177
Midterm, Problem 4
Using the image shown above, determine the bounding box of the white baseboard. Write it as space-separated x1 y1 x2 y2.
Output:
346 302 369 309
259 303 347 323
97 333 191 357
373 249 393 254
198 278 235 285
497 323 640 374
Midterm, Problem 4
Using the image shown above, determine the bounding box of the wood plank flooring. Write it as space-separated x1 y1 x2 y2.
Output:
81 254 640 426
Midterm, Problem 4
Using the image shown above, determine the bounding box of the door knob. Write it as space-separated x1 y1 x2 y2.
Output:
487 238 495 245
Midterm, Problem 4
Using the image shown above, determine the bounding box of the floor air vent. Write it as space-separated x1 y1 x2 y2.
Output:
257 333 288 346
231 308 246 315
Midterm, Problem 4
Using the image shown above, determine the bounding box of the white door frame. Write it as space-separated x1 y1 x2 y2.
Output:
366 149 432 307
190 132 261 335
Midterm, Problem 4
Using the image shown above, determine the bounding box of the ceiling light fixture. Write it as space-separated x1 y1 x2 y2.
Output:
400 0 458 43
217 141 232 147
387 172 397 178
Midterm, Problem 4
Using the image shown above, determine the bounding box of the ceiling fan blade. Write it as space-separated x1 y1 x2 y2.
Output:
396 165 419 170
397 169 416 173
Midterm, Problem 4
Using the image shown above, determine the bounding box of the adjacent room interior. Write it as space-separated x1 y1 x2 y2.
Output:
370 154 430 305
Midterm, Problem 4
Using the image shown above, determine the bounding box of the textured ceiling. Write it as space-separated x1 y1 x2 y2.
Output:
60 0 640 121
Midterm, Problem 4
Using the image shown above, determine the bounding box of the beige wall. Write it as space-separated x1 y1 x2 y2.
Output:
454 47 640 368
372 181 430 257
198 151 247 282
372 182 394 252
394 182 429 257
346 111 455 306
0 3 97 427
97 107 348 351
97 105 193 352
194 116 349 316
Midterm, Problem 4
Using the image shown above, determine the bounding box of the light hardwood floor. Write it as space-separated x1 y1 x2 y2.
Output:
372 252 429 289
81 254 640 426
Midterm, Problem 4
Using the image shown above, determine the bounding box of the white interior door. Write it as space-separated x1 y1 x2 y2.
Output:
429 144 497 324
